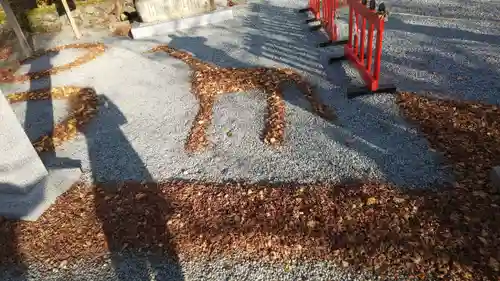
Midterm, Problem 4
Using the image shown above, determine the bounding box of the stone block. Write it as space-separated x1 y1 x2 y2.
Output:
0 93 48 195
0 168 82 221
135 0 215 23
0 90 81 221
131 6 233 39
214 0 227 7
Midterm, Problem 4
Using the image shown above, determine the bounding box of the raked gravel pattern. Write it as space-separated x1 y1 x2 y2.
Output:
0 0 480 188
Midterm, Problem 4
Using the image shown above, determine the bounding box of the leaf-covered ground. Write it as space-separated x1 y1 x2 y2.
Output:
1 92 499 281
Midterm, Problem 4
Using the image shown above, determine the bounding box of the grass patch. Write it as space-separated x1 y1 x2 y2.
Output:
24 0 105 17
0 0 105 27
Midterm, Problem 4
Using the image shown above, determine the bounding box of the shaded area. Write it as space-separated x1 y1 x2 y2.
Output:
86 95 184 281
384 0 500 22
1 91 500 281
0 212 27 281
381 14 500 104
24 49 54 155
238 2 450 187
6 0 38 33
1 92 499 280
385 16 500 46
0 40 56 281
241 2 328 78
1 3 499 281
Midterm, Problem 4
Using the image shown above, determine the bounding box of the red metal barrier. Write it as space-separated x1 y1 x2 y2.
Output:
311 0 321 20
320 0 347 42
299 0 321 23
329 0 396 98
310 0 348 46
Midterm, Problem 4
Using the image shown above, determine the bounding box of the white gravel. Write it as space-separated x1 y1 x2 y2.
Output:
1 255 395 281
0 1 461 188
1 0 498 279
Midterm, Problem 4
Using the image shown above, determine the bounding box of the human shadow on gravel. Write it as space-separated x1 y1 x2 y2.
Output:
25 50 55 156
0 46 57 281
0 197 27 280
87 95 184 281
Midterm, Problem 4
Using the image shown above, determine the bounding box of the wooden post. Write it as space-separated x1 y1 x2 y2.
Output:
60 0 82 39
0 0 32 57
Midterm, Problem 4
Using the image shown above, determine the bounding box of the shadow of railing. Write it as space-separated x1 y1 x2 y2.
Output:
383 0 500 22
381 14 500 104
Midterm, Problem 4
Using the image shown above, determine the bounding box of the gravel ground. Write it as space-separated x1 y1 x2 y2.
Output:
0 1 462 188
1 255 387 281
383 0 500 22
1 0 499 280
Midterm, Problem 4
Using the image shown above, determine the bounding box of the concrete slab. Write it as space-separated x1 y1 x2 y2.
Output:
0 89 82 221
130 7 234 39
2 7 452 188
0 93 48 195
0 167 82 221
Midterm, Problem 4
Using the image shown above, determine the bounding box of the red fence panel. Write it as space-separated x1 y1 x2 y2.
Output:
311 0 321 20
299 0 321 21
323 0 347 41
301 0 347 43
329 0 396 98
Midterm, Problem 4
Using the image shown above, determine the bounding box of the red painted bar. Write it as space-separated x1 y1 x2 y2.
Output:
359 17 366 61
338 0 386 91
318 0 347 41
373 19 385 82
310 0 320 19
349 0 381 27
327 1 334 39
345 46 378 90
366 24 374 72
324 0 331 33
347 4 354 48
316 0 320 19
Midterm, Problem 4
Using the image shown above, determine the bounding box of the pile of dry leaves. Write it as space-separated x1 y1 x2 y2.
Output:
6 86 99 152
1 43 105 153
149 45 336 153
0 92 499 280
0 43 106 83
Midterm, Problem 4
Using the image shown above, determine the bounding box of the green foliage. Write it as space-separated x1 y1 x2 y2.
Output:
0 11 5 25
0 0 105 32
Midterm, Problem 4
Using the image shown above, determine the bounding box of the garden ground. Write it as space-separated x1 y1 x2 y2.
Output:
0 0 499 280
